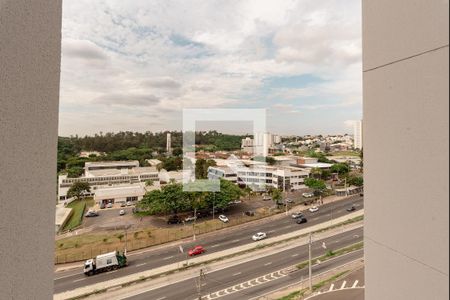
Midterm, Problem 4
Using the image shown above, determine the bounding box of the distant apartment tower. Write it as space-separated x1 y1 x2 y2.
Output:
241 133 281 156
166 132 172 154
353 120 363 150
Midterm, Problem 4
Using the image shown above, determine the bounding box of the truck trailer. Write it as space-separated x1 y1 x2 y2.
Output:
84 251 127 276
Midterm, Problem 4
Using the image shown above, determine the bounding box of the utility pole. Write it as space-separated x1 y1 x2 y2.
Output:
193 208 197 241
124 223 129 255
196 268 206 300
309 233 313 292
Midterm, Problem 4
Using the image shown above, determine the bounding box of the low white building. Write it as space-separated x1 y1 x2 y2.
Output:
207 166 238 183
58 162 159 201
94 184 146 205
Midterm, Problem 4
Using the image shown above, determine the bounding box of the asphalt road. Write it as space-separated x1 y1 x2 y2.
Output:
123 227 364 300
54 195 363 294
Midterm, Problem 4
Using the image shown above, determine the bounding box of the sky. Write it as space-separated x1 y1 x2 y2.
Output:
60 0 362 137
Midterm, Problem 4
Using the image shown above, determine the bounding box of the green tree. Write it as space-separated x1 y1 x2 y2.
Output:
347 175 364 187
67 167 84 178
272 188 283 206
331 163 350 175
304 178 327 196
67 182 91 201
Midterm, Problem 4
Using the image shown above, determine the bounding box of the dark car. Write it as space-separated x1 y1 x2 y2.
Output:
100 203 106 209
347 205 356 212
296 217 308 224
292 212 304 219
244 211 255 217
167 215 182 225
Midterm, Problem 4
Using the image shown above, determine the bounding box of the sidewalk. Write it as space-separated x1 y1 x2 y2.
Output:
54 194 354 272
54 210 364 300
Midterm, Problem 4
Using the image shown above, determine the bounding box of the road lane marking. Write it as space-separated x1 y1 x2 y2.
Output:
341 281 347 289
264 262 273 266
211 244 221 248
163 256 174 260
352 280 359 288
329 284 335 291
135 263 147 267
73 278 86 283
232 239 240 243
292 254 299 257
156 297 167 300
233 272 242 276
268 230 276 233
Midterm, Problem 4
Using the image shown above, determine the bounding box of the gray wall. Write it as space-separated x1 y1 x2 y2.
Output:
0 1 62 299
363 0 449 299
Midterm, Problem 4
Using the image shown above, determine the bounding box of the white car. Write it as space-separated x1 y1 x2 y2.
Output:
218 215 229 223
309 206 319 213
252 232 267 241
302 192 314 198
119 210 125 216
126 201 133 206
184 216 197 222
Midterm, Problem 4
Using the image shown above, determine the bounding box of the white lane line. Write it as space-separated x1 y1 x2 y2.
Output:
211 244 221 248
135 263 147 267
292 254 299 257
264 262 273 266
329 284 335 291
233 272 242 276
232 239 240 243
352 280 359 288
73 278 86 283
156 297 167 300
341 281 347 289
268 230 276 233
163 256 174 260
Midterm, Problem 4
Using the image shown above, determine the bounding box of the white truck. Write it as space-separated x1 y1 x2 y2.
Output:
83 251 127 276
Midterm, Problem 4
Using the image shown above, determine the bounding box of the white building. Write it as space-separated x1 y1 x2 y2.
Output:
241 133 282 156
94 184 146 205
58 161 159 201
207 166 238 183
166 133 172 154
353 120 363 150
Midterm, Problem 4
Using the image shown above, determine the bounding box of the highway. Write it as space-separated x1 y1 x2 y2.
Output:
121 227 364 300
54 195 363 294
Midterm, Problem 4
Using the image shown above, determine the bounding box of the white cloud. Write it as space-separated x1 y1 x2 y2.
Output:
60 0 362 136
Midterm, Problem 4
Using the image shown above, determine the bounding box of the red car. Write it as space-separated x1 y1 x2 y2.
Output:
188 246 206 257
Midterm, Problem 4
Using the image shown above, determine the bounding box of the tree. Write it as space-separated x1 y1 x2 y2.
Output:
67 182 91 201
347 175 364 187
304 178 327 197
67 167 84 178
243 186 253 201
331 163 350 175
172 148 183 157
145 180 155 187
272 189 283 206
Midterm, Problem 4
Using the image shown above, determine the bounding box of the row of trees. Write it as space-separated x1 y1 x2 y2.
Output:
137 179 243 216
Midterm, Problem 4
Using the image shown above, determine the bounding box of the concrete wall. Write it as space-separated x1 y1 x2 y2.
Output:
363 0 449 299
0 1 62 299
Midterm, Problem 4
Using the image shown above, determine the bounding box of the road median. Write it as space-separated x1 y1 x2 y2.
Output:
54 210 364 300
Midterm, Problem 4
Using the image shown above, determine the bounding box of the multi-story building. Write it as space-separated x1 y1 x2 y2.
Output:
236 166 310 191
58 161 159 201
207 166 238 183
353 120 363 150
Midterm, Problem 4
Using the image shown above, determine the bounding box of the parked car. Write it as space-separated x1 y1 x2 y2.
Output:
347 205 356 212
188 246 206 257
167 215 182 225
120 202 126 208
119 210 125 216
263 195 272 201
297 217 308 224
126 201 133 206
232 200 242 204
291 212 304 219
100 203 106 209
285 198 294 204
309 206 319 213
184 215 197 222
218 215 229 223
107 202 113 209
302 192 314 198
244 211 255 217
84 210 99 217
252 232 267 241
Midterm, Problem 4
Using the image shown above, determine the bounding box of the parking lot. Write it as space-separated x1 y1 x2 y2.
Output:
78 189 314 232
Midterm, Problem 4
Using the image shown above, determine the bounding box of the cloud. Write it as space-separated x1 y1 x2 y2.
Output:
94 93 160 106
62 39 109 61
59 0 362 136
140 77 182 90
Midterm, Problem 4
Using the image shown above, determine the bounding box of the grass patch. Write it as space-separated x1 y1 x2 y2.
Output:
62 198 94 231
277 271 349 300
297 241 364 270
